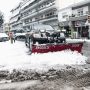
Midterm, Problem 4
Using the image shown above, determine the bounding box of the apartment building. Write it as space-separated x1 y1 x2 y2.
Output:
58 0 90 38
70 0 90 38
20 0 58 31
3 23 10 33
58 7 72 37
10 0 89 38
10 3 23 33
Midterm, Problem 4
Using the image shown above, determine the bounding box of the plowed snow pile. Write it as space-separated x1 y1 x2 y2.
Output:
0 41 87 71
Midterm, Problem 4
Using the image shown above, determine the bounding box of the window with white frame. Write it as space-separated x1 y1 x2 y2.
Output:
62 12 68 18
77 8 83 16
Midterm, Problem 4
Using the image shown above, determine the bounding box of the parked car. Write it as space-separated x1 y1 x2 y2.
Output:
0 33 9 42
15 33 26 41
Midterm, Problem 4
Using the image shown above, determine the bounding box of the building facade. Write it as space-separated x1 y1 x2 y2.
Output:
70 1 90 38
58 7 72 37
10 0 90 38
3 23 10 33
20 0 58 31
10 4 23 33
58 0 90 38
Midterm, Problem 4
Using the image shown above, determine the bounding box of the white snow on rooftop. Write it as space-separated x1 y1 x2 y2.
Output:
0 41 87 71
33 24 54 31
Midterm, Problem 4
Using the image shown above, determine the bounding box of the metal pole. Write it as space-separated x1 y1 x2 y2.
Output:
81 26 82 38
77 27 78 38
88 25 90 39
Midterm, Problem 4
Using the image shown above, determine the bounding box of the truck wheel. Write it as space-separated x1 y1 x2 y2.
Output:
29 38 33 53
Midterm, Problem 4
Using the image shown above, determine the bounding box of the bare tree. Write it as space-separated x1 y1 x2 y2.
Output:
0 11 4 27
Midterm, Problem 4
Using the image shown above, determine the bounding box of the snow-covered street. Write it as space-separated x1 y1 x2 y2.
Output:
0 40 87 71
0 40 90 90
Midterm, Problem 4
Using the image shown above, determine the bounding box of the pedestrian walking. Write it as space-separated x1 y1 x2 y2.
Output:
11 37 13 44
13 38 15 43
9 32 13 44
9 32 16 44
13 34 16 43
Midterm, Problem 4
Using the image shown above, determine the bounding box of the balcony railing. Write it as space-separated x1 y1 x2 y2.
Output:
21 4 56 20
21 2 55 19
21 0 48 13
21 0 56 17
23 15 58 26
22 0 41 11
69 13 89 21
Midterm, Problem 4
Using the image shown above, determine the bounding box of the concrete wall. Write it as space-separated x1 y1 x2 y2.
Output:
58 7 72 22
72 6 89 16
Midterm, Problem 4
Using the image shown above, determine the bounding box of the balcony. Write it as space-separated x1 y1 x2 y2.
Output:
23 15 58 27
59 21 69 27
21 0 50 13
69 14 88 21
21 4 56 20
39 15 58 23
21 0 56 18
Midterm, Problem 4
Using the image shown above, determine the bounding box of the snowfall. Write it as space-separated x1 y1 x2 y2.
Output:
0 40 87 72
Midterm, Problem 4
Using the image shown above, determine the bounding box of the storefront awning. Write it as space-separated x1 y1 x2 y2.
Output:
59 21 69 27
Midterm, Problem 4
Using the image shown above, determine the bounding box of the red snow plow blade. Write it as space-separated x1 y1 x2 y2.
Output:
25 24 84 54
32 42 83 53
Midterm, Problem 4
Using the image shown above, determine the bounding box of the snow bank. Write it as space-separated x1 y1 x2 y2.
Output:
0 33 8 37
66 38 90 43
0 41 87 71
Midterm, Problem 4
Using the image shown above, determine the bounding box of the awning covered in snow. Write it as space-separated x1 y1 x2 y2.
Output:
32 24 54 31
15 33 26 36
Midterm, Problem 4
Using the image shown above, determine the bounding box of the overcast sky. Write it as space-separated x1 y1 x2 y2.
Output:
0 0 21 23
56 0 84 9
0 0 84 23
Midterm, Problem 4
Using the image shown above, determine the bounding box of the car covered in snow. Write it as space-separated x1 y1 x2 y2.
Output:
0 33 9 42
15 33 26 41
